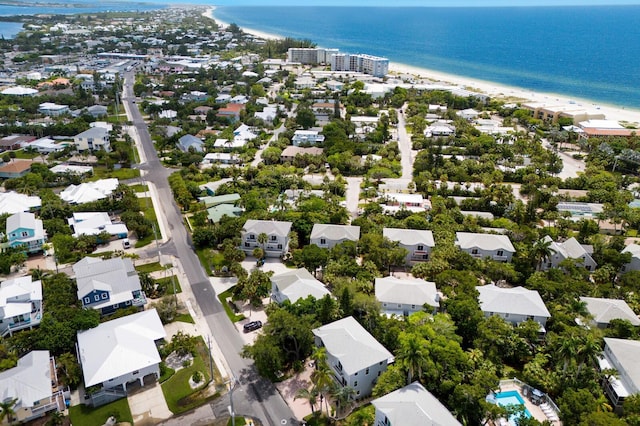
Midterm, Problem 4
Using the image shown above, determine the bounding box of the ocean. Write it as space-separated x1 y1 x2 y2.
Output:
212 6 640 109
0 3 638 109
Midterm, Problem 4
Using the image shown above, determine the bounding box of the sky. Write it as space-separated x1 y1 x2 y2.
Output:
207 0 640 5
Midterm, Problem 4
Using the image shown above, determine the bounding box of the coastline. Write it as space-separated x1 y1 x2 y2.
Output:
206 6 640 126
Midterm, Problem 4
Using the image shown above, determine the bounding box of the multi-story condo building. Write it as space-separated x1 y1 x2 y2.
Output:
287 48 339 64
330 53 389 77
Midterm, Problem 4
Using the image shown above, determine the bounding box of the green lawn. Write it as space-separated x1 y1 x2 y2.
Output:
128 183 149 193
136 197 161 248
11 149 39 159
135 261 164 274
156 275 182 294
218 288 245 322
68 398 133 426
196 248 214 276
175 312 195 324
161 337 220 414
91 166 140 180
227 417 248 426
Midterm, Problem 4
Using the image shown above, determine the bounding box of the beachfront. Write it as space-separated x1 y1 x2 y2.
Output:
206 6 640 127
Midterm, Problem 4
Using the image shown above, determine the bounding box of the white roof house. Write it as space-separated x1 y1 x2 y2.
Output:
271 268 331 304
310 224 360 249
77 309 165 388
622 244 640 272
600 338 640 408
375 276 439 316
372 382 461 426
0 276 43 337
540 236 597 271
383 228 435 248
313 316 393 397
73 257 145 314
477 284 551 328
580 297 640 328
292 130 325 146
68 212 128 239
0 192 41 215
60 178 119 204
456 232 515 262
0 351 58 421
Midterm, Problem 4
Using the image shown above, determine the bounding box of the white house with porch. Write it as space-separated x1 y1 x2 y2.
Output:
77 309 165 406
375 276 439 316
309 224 360 249
312 316 393 398
599 338 640 412
383 228 434 264
271 268 331 304
580 297 640 329
241 219 292 257
477 284 551 330
0 276 42 337
539 236 597 271
455 232 515 262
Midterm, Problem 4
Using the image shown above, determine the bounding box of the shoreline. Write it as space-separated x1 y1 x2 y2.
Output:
206 6 640 125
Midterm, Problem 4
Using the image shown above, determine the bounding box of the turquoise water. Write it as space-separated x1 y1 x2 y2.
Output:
495 391 532 425
212 6 640 109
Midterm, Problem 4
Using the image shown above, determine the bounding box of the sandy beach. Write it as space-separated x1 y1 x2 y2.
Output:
205 6 640 126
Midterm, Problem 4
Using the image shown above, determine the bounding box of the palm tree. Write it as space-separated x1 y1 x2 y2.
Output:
396 332 429 385
294 386 319 417
257 232 268 253
531 237 556 271
557 333 580 376
576 334 602 377
331 385 356 419
0 397 17 425
595 393 613 413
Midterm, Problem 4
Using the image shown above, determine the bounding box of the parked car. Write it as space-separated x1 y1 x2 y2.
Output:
122 239 131 249
243 320 262 332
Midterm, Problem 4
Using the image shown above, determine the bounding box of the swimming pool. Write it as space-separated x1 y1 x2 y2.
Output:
494 391 532 425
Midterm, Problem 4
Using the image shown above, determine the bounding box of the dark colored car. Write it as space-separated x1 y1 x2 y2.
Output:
243 320 263 332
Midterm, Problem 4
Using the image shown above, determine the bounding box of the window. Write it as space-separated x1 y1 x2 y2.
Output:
270 235 277 241
586 265 592 271
505 313 510 318
411 305 416 309
278 244 282 249
320 238 326 245
422 254 429 260
355 372 358 376
382 303 387 307
94 295 100 301
249 234 255 240
472 248 478 254
497 250 504 256
354 381 358 387
84 297 90 304
417 245 424 251
244 242 250 247
378 371 381 376
125 300 131 306
101 293 108 299
21 231 29 237
397 304 402 308
365 368 369 375
133 370 139 375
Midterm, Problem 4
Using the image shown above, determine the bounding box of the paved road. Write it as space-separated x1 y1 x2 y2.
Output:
122 71 297 426
396 105 413 179
252 123 286 167
344 177 363 218
542 139 586 179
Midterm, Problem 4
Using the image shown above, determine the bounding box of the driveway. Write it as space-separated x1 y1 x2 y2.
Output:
127 382 172 426
344 177 363 218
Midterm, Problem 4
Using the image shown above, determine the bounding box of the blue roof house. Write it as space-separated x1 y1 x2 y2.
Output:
177 134 205 153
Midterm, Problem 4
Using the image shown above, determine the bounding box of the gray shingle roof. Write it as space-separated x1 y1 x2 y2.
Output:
581 297 640 326
604 338 640 391
456 232 515 252
243 219 292 236
313 316 393 375
477 284 550 318
375 276 439 308
271 268 331 304
310 224 360 241
372 382 461 426
73 257 141 302
0 351 51 409
383 228 435 247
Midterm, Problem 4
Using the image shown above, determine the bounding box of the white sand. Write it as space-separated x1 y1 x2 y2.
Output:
204 6 640 126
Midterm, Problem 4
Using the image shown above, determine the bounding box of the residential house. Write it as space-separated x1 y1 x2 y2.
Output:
375 276 439 316
280 146 324 163
372 382 461 426
216 103 245 122
177 134 205 153
580 297 640 329
6 212 46 253
254 106 279 123
457 108 480 120
271 268 331 304
539 236 597 271
383 228 435 264
67 212 128 239
310 224 360 249
77 309 165 407
0 351 65 423
38 102 69 116
0 192 41 215
622 244 640 272
455 232 515 262
28 137 69 154
73 257 146 315
0 276 42 337
425 122 456 138
477 284 551 330
73 127 111 152
200 193 241 208
0 160 32 179
292 130 325 147
207 204 243 223
0 135 35 151
60 178 119 204
381 193 431 214
86 105 108 118
599 338 640 412
203 152 241 165
241 219 292 257
557 201 603 221
312 316 394 398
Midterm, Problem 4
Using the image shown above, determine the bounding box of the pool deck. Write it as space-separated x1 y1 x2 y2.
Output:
498 382 562 425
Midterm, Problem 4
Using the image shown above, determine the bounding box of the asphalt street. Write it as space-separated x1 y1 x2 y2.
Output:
122 71 298 426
